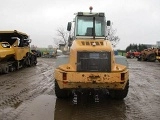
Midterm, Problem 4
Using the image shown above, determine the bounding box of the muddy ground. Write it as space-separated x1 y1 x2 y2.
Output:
0 58 160 120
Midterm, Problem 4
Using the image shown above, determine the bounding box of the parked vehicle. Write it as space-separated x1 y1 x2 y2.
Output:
54 7 129 102
137 48 157 62
31 50 42 57
0 30 37 74
126 50 141 58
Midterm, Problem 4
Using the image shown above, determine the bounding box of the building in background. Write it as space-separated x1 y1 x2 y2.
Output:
143 44 156 48
156 41 160 48
59 44 65 51
143 41 160 48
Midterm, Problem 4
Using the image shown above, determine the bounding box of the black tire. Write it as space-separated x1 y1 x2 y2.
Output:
29 55 37 66
130 54 134 59
137 57 141 61
34 55 38 65
31 55 37 65
26 57 31 66
109 81 129 100
55 80 70 99
147 53 156 62
25 52 31 67
2 66 9 74
9 66 15 72
34 59 37 65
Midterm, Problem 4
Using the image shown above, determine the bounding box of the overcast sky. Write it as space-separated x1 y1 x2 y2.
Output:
0 0 160 49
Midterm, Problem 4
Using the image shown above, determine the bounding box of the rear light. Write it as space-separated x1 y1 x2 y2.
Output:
121 73 125 80
63 73 67 80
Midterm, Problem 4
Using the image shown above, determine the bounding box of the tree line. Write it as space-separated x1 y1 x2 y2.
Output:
125 44 147 52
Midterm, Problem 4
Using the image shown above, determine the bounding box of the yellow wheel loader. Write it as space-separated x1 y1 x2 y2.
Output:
137 48 157 62
54 7 129 101
0 30 37 74
156 48 160 62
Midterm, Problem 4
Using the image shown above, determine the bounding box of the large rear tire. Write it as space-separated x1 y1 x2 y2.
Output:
109 81 129 100
147 53 156 62
30 55 37 66
26 57 31 66
55 80 70 99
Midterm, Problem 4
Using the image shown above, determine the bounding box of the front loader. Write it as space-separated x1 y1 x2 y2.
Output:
54 7 129 102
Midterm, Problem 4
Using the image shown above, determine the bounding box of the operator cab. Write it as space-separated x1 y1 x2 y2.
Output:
67 6 110 40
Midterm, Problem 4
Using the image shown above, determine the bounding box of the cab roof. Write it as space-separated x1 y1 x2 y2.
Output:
76 12 105 17
0 30 28 38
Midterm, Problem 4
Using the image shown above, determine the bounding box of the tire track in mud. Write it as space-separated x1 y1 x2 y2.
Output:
1 58 160 120
54 59 160 120
126 59 160 120
0 58 56 120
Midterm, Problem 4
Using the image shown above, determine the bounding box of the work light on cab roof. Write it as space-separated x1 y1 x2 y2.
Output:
89 6 93 13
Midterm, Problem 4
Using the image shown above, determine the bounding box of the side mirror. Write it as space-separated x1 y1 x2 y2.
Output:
67 22 72 31
107 20 111 26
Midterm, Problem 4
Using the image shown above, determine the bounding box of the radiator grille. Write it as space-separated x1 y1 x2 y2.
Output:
81 41 103 46
77 52 111 72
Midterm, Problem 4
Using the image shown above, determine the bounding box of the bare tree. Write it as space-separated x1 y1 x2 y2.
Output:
53 25 120 48
53 27 68 46
53 37 61 47
106 23 120 48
